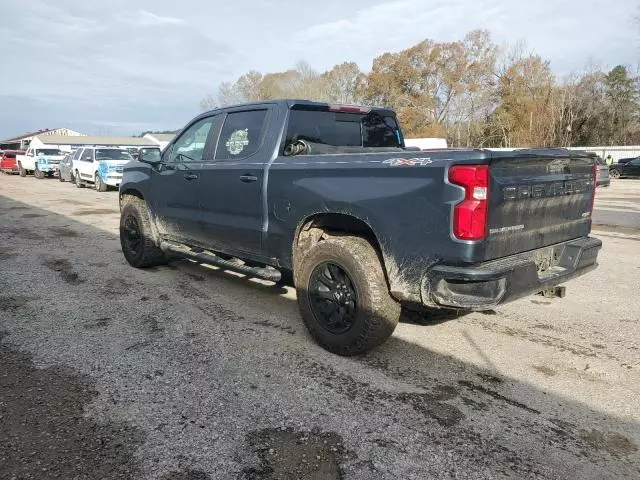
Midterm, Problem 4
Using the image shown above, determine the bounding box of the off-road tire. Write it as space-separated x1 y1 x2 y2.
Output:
75 170 84 188
609 168 620 179
95 173 108 192
18 163 26 177
120 195 168 268
295 235 400 356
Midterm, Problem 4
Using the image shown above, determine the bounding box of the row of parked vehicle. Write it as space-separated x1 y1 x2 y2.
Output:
0 146 160 191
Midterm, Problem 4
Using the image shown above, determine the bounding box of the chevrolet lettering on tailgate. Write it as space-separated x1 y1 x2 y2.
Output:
502 177 593 201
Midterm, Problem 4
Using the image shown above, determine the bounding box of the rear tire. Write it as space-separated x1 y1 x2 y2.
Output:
120 196 168 268
295 235 400 356
95 173 108 192
18 163 26 177
609 169 620 179
75 170 84 188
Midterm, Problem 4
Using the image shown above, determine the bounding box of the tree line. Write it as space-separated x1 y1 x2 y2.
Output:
200 30 639 148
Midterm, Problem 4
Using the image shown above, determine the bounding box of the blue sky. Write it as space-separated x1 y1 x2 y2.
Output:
0 0 637 138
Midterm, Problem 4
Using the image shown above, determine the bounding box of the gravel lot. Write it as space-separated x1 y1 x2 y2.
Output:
1 174 639 479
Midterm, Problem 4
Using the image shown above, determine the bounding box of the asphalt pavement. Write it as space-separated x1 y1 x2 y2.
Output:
1 174 639 479
593 179 640 232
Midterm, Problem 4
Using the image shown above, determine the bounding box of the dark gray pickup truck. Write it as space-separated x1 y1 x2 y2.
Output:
119 100 601 355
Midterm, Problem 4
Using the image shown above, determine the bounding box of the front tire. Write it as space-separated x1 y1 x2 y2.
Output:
610 169 620 179
34 167 44 179
295 235 400 356
120 196 168 268
95 173 108 192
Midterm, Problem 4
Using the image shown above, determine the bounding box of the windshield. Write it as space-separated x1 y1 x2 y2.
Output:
37 149 62 156
285 108 402 149
95 149 133 161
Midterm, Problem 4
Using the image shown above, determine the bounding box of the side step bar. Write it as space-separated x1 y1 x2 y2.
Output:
159 241 282 283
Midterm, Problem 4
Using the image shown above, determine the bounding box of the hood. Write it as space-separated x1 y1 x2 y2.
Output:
98 159 131 167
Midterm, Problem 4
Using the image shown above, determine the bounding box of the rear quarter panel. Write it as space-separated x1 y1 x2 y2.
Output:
0 155 17 170
265 150 492 300
16 153 34 170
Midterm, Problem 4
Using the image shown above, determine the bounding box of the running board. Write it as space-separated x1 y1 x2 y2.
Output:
159 241 282 283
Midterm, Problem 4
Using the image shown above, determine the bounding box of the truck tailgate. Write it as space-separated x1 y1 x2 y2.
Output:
485 150 595 260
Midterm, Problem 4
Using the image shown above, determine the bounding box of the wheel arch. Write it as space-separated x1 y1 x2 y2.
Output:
293 213 391 285
291 212 421 304
119 188 145 207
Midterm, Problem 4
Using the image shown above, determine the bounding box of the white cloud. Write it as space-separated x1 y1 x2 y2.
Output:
134 9 186 27
0 0 638 137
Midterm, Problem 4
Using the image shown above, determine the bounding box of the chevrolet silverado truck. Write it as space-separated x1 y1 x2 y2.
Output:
119 100 601 355
16 147 65 178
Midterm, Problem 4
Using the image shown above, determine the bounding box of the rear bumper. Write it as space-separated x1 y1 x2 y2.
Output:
421 237 602 310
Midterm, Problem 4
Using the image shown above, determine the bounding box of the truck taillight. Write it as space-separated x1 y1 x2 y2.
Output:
448 165 489 241
327 104 372 114
590 164 597 215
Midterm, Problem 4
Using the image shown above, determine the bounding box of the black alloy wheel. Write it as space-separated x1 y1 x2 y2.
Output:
308 261 358 334
122 214 142 258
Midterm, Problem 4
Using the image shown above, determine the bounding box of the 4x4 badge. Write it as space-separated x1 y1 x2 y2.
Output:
383 158 432 166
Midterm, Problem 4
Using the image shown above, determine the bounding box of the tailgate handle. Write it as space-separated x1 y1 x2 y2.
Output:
240 174 258 183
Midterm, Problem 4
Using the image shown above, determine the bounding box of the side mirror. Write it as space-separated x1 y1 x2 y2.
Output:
138 147 162 165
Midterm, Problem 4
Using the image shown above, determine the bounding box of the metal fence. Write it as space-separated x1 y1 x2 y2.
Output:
565 146 640 161
486 146 640 161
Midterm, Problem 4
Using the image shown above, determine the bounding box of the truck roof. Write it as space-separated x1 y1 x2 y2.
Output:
202 99 396 117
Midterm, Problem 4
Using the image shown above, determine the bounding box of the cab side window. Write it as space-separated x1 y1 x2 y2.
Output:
168 117 214 164
72 149 83 161
82 149 93 161
215 110 267 161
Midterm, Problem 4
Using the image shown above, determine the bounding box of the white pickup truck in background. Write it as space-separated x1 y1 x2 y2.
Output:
73 147 134 192
16 147 66 178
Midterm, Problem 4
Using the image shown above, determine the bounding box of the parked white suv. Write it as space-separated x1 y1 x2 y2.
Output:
16 147 65 177
73 147 133 191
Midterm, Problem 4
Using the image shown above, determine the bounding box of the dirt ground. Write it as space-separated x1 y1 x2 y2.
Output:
0 174 639 479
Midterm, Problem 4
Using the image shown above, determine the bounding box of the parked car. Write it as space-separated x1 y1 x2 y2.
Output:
119 100 601 355
16 147 65 177
616 157 634 164
0 150 25 174
592 155 611 187
73 147 133 191
609 157 640 179
58 153 75 182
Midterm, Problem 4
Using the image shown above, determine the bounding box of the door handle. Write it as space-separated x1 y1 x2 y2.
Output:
183 173 199 180
239 174 258 183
